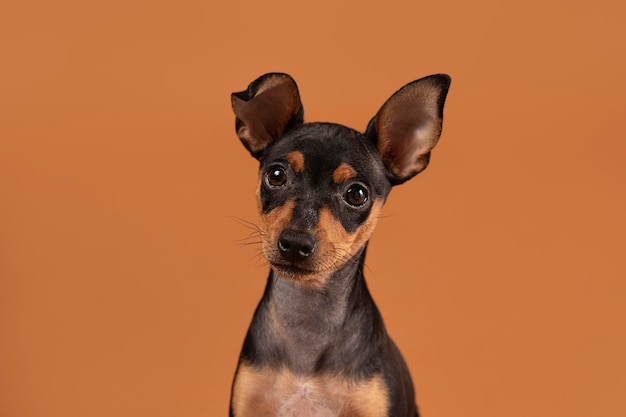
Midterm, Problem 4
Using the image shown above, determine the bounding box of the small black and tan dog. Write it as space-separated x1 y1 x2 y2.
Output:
229 73 450 417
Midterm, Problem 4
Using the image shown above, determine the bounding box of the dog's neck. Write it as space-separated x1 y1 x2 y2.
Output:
270 257 361 336
260 246 384 374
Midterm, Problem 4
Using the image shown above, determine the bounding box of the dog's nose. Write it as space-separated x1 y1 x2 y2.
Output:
277 230 316 262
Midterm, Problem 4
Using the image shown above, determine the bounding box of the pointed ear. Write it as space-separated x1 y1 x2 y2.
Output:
231 73 304 159
366 74 451 185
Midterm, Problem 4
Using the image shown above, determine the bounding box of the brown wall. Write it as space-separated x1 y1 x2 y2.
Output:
1 1 625 416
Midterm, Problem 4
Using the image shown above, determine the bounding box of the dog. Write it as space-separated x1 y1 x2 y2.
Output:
229 72 450 417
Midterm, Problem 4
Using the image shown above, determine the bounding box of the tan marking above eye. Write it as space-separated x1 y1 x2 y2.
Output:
333 162 358 184
286 151 305 173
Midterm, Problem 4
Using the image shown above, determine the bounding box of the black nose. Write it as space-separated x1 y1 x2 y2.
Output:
277 229 317 262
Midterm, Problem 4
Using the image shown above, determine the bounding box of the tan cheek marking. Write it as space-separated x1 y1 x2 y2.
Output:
232 363 389 417
315 200 383 270
333 162 358 184
286 150 305 173
256 182 295 258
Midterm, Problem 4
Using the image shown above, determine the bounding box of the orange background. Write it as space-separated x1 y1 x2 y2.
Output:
1 0 625 416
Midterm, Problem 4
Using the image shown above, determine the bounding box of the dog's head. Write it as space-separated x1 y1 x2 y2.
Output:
232 73 450 286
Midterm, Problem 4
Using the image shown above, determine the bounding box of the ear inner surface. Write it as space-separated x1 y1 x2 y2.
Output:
371 74 450 183
231 73 303 157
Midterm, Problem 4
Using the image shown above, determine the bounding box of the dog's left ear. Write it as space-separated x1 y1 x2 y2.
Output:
231 73 304 159
366 74 451 185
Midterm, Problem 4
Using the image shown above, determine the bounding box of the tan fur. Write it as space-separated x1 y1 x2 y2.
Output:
332 163 357 184
286 151 305 173
314 200 382 271
232 363 389 417
257 182 295 261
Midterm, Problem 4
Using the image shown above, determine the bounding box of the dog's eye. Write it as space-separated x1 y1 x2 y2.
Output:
344 185 369 207
265 166 287 187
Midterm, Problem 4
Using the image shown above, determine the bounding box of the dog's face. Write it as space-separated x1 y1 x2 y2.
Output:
255 123 391 285
232 73 450 286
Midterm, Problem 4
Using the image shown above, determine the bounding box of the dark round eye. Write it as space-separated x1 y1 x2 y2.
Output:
344 184 369 207
265 166 287 187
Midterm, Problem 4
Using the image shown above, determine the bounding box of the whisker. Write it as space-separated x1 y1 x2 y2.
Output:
229 216 265 234
236 230 262 241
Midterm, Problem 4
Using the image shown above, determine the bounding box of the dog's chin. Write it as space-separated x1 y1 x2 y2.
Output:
270 263 328 284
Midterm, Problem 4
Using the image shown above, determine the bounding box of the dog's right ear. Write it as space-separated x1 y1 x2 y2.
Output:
231 73 304 159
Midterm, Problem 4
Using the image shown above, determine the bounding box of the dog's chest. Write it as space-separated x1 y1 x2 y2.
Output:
272 379 339 417
232 363 389 417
